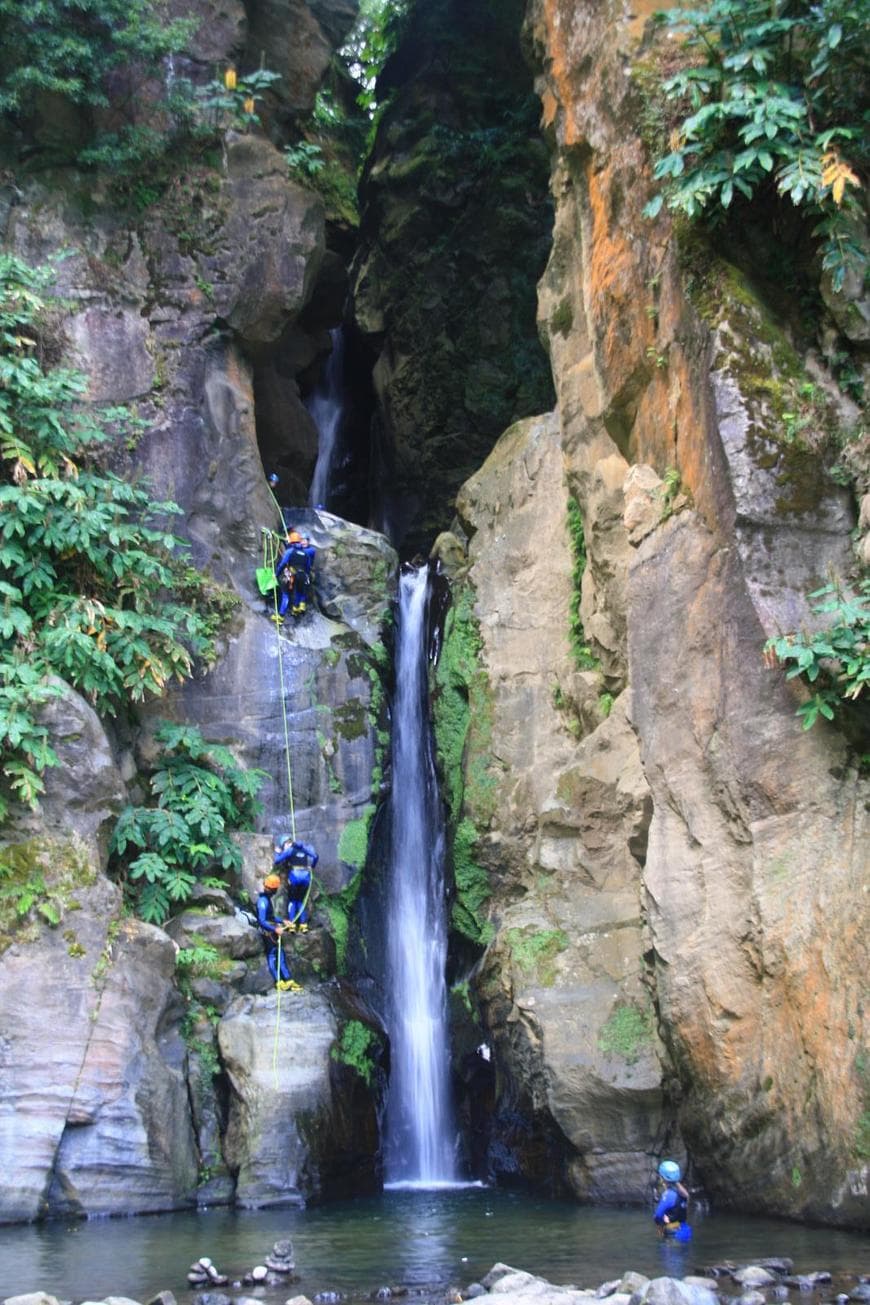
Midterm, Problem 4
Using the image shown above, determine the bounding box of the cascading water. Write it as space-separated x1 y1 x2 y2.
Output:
307 327 346 510
384 566 457 1187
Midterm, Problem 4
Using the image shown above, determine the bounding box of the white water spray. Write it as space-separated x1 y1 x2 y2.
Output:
384 566 457 1186
307 327 346 510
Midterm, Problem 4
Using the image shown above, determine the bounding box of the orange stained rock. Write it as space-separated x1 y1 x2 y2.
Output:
541 0 581 148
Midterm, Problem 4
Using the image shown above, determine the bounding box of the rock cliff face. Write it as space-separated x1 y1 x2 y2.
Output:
350 0 555 551
430 0 867 1227
0 0 393 1222
1 0 868 1233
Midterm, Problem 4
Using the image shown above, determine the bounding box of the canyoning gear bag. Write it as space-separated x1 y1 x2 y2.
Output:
257 565 278 595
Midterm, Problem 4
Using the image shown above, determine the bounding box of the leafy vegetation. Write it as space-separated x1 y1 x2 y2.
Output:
0 837 96 952
432 582 497 946
764 578 869 733
598 1002 655 1064
340 0 411 115
644 0 869 291
567 496 599 670
0 0 192 119
0 254 230 820
110 722 265 924
322 870 363 973
505 927 568 987
331 1017 381 1086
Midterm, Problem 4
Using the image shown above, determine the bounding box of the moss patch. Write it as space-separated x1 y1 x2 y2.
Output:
331 1018 381 1086
323 870 363 974
338 804 375 870
597 1002 655 1064
451 817 493 944
505 926 568 987
0 839 97 952
550 296 574 338
333 699 368 742
432 581 497 943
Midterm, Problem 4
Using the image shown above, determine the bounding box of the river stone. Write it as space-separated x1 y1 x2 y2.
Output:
850 1289 870 1302
2 1296 64 1305
79 1299 143 1305
760 1263 794 1276
285 1297 315 1305
736 1293 767 1305
635 1281 719 1305
146 1293 178 1305
734 1271 779 1289
483 1269 524 1290
619 1278 650 1297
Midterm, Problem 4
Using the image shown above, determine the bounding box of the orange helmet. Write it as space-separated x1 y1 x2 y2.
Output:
264 874 281 891
287 531 302 543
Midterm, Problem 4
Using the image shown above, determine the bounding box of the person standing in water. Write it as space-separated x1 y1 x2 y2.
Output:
654 1160 690 1236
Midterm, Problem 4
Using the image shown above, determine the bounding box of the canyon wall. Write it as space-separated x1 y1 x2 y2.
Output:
428 0 868 1226
0 0 867 1230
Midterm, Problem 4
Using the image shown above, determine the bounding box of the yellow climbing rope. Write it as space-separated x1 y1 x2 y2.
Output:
273 931 283 1087
262 528 298 843
258 499 327 1070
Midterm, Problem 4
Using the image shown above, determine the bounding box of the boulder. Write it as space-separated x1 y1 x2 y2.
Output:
218 988 380 1205
166 908 263 960
733 1270 778 1289
445 412 660 1200
3 681 126 861
2 1296 64 1305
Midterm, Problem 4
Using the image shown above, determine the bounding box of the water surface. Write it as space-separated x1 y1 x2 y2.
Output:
1 1188 868 1301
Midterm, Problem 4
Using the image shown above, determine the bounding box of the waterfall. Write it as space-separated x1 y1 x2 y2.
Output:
384 566 457 1186
307 327 346 510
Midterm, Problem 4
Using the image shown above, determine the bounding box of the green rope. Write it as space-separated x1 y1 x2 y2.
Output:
268 483 286 532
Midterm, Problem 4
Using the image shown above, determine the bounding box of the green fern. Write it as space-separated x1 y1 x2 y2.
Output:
110 722 265 924
0 253 234 820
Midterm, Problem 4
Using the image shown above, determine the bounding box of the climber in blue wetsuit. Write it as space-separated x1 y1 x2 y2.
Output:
274 530 316 620
256 874 301 990
273 836 318 931
654 1160 691 1238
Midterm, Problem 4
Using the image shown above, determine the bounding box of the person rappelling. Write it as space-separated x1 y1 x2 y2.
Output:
274 530 317 621
256 873 302 991
273 836 318 931
653 1160 691 1239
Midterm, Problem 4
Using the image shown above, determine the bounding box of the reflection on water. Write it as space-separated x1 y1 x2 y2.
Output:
0 1188 868 1301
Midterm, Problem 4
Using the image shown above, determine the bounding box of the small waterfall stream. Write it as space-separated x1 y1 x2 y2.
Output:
307 327 346 510
384 566 457 1186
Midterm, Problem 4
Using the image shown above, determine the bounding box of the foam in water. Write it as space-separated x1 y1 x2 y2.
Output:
384 566 457 1184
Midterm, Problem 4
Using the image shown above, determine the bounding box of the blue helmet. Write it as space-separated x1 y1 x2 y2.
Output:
658 1160 682 1183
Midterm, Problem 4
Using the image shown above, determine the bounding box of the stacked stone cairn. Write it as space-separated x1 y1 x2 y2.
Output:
187 1257 228 1288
